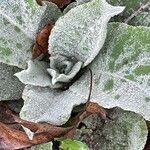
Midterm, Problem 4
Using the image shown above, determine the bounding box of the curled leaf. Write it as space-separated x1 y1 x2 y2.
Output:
15 0 124 87
15 60 62 88
48 0 125 86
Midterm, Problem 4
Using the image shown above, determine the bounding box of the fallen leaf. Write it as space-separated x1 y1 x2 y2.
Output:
36 0 71 8
0 122 34 150
0 103 74 149
32 23 54 59
86 102 107 120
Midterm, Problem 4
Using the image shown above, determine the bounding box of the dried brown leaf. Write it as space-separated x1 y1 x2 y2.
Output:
32 23 53 59
0 103 73 149
36 0 71 8
86 102 107 120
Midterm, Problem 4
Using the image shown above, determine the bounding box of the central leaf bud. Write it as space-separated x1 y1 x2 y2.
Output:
47 55 83 85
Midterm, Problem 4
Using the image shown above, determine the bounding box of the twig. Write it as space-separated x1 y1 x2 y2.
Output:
125 2 150 23
86 68 93 107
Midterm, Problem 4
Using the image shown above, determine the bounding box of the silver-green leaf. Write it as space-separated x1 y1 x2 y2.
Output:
69 22 150 121
0 0 62 68
49 0 124 66
19 22 150 126
20 85 87 125
0 63 24 100
48 0 124 85
129 12 150 27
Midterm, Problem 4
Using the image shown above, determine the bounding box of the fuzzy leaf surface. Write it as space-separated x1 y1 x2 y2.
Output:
20 22 150 125
0 63 24 100
0 0 61 68
20 85 87 125
16 0 124 87
49 0 125 67
69 22 150 121
30 142 52 150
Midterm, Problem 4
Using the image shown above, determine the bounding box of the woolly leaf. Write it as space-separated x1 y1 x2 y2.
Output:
76 0 91 5
69 22 150 121
0 63 24 100
30 142 52 150
19 22 150 126
20 85 87 125
15 60 61 88
0 0 61 68
48 0 124 85
63 2 77 14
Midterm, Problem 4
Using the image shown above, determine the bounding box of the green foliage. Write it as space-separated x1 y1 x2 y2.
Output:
59 139 89 150
0 63 24 100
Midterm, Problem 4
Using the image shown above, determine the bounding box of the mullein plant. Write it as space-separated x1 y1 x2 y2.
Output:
0 0 150 149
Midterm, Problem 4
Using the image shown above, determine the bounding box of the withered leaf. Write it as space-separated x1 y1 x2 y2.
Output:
36 0 71 8
0 122 34 150
64 102 107 138
0 103 73 149
32 23 54 59
86 102 107 120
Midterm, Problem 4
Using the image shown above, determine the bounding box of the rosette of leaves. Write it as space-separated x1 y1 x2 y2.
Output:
1 0 150 149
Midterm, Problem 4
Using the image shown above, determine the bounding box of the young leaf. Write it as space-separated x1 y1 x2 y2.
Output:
0 0 61 68
15 60 62 88
48 0 125 85
75 107 148 150
20 85 87 125
15 0 124 87
0 63 24 100
15 60 53 87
